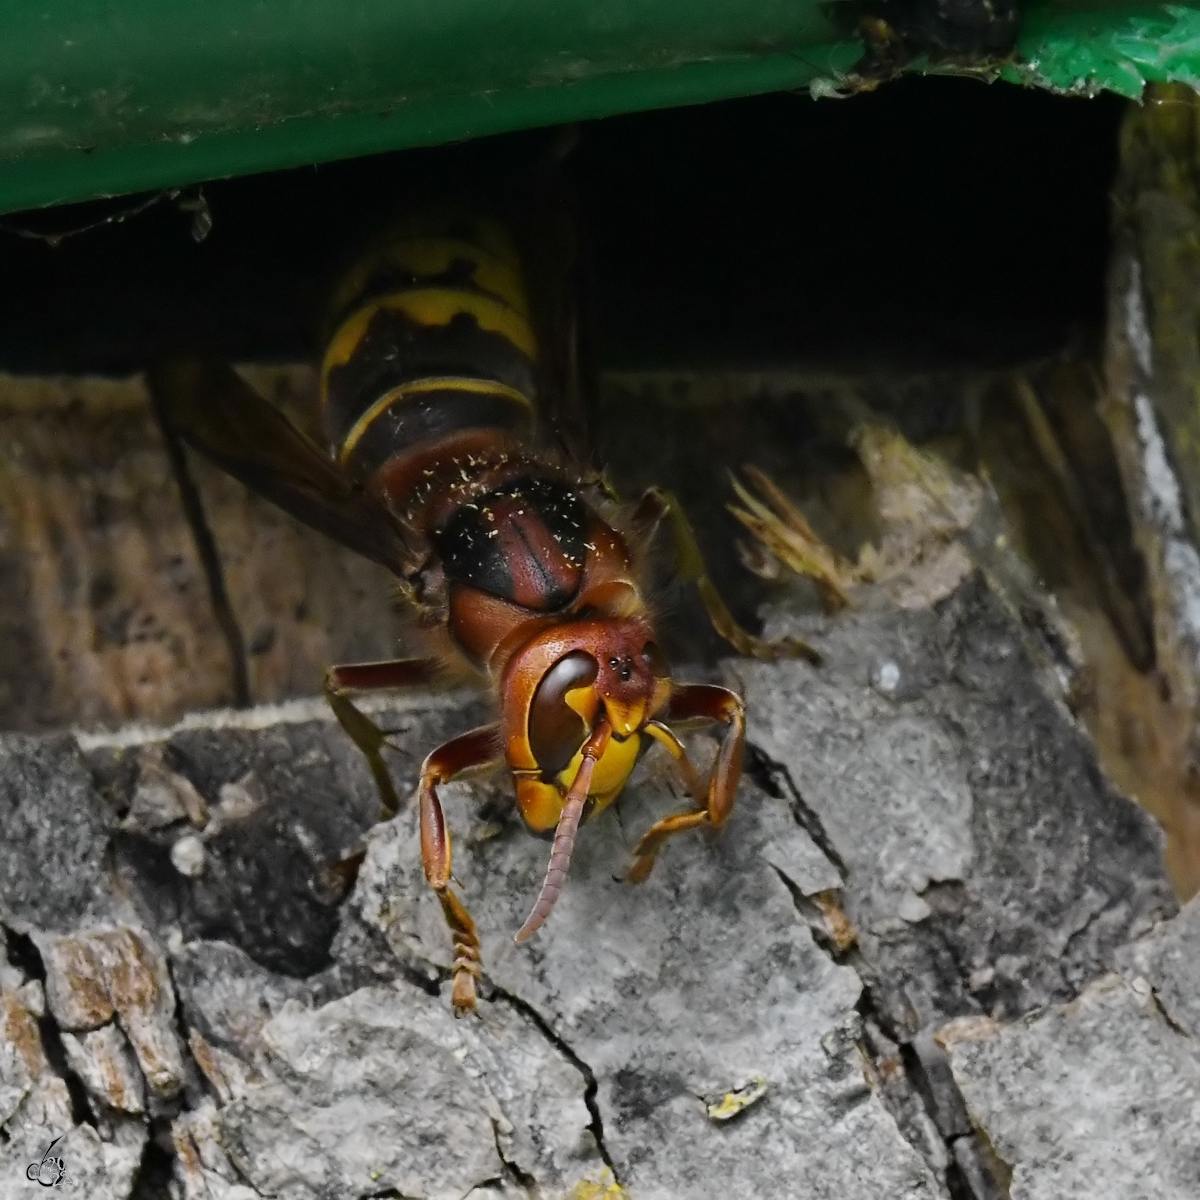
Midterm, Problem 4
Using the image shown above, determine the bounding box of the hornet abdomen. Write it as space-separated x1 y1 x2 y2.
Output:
318 211 636 681
319 213 545 528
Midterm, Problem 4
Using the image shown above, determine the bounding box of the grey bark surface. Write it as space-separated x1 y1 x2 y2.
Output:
748 579 1173 1032
0 579 1189 1199
942 897 1200 1200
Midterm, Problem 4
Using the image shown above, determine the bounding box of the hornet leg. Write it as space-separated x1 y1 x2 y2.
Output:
325 658 441 818
626 684 745 884
417 725 503 1013
631 487 820 664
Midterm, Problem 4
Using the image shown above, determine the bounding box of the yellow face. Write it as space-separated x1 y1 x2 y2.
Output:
515 732 644 832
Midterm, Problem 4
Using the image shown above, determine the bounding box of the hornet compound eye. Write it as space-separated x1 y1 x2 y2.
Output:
529 651 599 777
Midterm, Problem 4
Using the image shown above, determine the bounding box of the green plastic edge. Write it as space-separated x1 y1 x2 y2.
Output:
0 5 1198 218
1004 4 1200 95
0 45 860 218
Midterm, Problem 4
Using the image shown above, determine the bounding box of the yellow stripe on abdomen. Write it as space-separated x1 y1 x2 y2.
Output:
336 376 535 467
323 288 538 380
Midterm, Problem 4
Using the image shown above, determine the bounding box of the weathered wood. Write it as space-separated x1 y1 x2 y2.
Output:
1101 83 1200 899
0 369 404 732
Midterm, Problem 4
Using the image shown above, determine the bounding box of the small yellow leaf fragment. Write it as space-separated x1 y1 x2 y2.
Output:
704 1075 768 1122
569 1166 627 1199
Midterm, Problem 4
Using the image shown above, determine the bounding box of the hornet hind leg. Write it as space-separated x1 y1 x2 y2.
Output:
325 658 443 818
630 487 821 664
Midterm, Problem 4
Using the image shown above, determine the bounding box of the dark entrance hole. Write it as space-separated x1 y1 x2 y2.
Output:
0 76 1124 376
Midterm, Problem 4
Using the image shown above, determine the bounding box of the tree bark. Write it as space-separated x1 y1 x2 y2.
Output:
0 572 1191 1199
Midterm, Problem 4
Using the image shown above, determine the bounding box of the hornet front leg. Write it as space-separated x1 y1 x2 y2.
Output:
626 683 745 883
417 725 503 1014
328 660 499 1013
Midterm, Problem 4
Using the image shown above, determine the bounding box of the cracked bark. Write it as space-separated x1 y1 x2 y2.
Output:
758 757 1007 1200
1 576 1193 1199
483 981 617 1184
